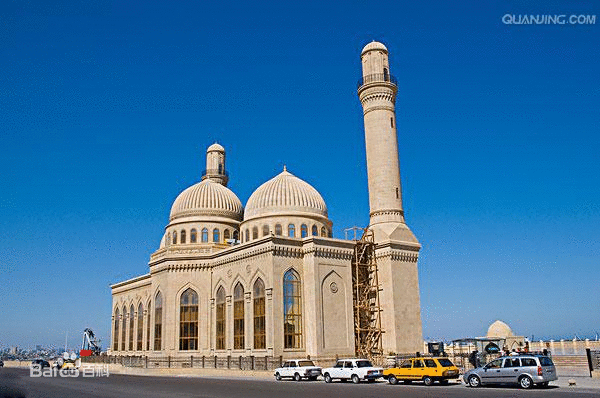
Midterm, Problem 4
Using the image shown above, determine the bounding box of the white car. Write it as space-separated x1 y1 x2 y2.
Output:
274 359 322 381
322 358 384 384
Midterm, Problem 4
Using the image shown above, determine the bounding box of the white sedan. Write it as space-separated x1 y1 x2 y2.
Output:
274 359 322 381
322 358 384 384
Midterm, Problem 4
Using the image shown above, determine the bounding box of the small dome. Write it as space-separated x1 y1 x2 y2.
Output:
207 143 224 152
487 320 514 338
361 41 388 55
244 169 328 220
170 179 243 222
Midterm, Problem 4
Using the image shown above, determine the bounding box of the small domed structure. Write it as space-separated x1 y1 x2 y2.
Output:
207 142 224 152
170 179 243 222
487 320 514 338
361 41 388 55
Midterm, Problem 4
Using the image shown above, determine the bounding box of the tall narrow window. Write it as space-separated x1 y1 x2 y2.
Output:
383 67 389 81
233 230 239 241
213 228 220 243
391 117 394 128
311 225 318 236
252 227 258 240
283 269 302 349
154 292 163 350
262 225 269 236
245 229 249 242
121 306 127 351
300 224 308 238
253 278 266 349
224 229 230 240
275 224 282 236
216 287 226 350
137 303 143 351
179 288 199 351
288 224 295 237
320 227 326 237
396 187 399 199
113 308 120 351
167 233 171 246
180 229 186 244
173 231 177 244
146 301 151 351
233 283 244 350
190 229 197 243
201 228 208 242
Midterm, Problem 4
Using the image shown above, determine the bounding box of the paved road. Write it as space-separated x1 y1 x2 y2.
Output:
0 368 598 398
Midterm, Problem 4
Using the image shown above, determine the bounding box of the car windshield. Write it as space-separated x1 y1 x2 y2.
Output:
539 357 554 366
356 360 373 368
437 358 454 367
298 361 315 367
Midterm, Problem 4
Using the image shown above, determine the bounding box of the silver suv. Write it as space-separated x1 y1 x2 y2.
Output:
463 354 557 389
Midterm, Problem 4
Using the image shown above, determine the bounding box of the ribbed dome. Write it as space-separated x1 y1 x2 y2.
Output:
170 179 243 221
244 169 328 220
207 143 224 152
362 41 388 55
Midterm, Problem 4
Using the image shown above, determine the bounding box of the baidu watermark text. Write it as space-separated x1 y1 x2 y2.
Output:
30 364 109 378
503 14 596 25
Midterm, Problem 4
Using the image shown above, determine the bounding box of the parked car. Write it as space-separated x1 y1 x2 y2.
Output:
274 359 322 381
384 357 460 386
322 358 384 384
31 359 51 369
463 354 557 389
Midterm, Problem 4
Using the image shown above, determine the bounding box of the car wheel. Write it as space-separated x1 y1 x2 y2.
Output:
275 372 281 381
468 375 481 388
294 373 302 382
519 375 533 389
324 373 332 383
351 374 360 384
388 375 398 385
423 376 433 386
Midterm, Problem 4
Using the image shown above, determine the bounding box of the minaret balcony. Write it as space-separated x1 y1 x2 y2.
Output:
202 169 229 178
357 73 397 90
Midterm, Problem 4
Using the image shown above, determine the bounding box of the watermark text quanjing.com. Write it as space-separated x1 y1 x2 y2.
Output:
503 14 596 25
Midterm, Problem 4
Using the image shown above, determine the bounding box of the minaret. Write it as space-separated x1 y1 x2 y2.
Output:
202 143 228 186
358 41 423 353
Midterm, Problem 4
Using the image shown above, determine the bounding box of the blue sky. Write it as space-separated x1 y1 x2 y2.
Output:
1 0 598 349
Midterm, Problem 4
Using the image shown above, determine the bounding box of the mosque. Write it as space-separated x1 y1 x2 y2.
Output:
110 41 423 360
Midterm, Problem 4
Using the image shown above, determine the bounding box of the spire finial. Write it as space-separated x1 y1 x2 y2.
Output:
283 165 287 172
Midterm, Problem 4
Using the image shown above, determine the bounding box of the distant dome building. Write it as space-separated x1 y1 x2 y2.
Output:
110 42 423 361
487 320 514 338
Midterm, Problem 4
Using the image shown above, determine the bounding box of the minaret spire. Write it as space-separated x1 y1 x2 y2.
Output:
202 143 228 186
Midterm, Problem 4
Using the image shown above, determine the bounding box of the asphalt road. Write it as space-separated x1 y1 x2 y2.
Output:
1 368 598 398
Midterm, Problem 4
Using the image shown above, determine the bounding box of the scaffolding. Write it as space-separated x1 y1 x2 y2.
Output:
351 228 384 360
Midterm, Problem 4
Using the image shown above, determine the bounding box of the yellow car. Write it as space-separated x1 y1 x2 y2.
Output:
384 357 460 386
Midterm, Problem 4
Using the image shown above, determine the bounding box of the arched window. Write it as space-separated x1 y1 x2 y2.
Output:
167 233 171 246
233 283 244 350
180 230 186 244
146 300 151 351
224 229 230 240
301 224 308 238
320 227 326 237
190 229 197 243
233 230 239 241
275 224 282 236
252 227 258 240
288 224 295 237
179 288 199 351
283 269 302 349
383 67 389 81
121 305 127 351
245 229 249 242
253 278 266 349
213 228 220 243
154 292 163 350
262 225 269 236
216 287 226 350
173 231 178 244
129 304 134 350
201 228 208 242
113 308 120 351
137 303 143 351
311 225 318 236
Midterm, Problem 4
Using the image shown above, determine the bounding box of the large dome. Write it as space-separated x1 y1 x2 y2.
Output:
170 179 243 222
244 169 328 220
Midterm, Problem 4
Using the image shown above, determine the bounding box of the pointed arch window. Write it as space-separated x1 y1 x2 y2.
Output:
154 292 163 350
190 229 197 243
252 226 258 240
262 225 269 236
213 228 220 243
233 283 244 350
129 304 135 350
180 230 186 244
245 229 249 242
167 233 171 246
121 305 127 351
201 228 208 242
320 227 326 237
224 229 230 241
179 288 199 351
301 224 308 238
283 270 302 349
113 308 120 351
137 303 143 351
275 224 282 236
311 225 318 236
233 230 239 241
288 224 295 238
253 278 266 349
216 287 226 350
173 231 178 244
146 300 151 351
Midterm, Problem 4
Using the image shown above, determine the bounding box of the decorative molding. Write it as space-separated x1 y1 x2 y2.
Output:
375 248 419 263
370 209 404 218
